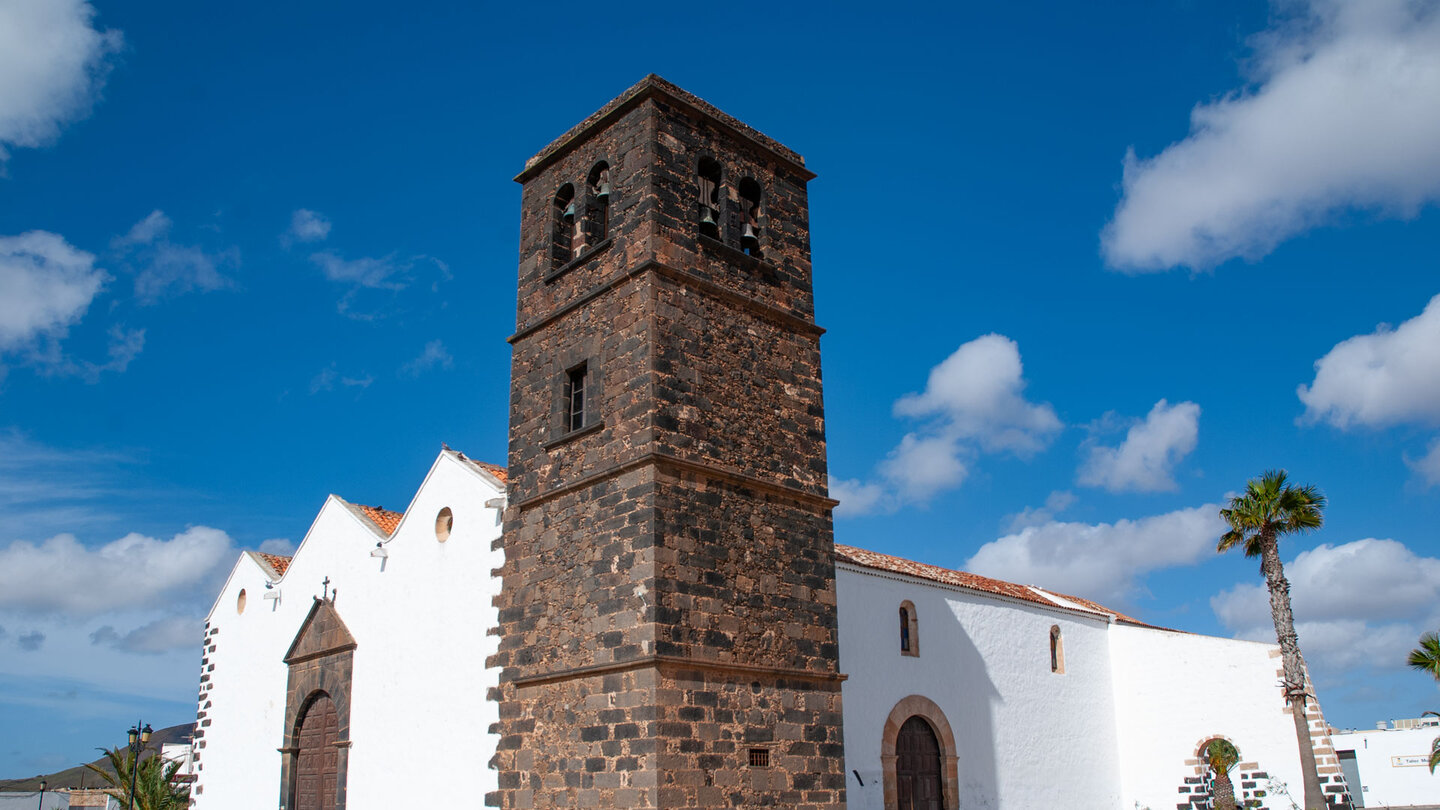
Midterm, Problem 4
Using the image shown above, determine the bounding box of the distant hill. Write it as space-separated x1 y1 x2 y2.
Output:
0 723 194 792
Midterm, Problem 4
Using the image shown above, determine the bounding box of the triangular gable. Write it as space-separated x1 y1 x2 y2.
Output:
283 598 357 664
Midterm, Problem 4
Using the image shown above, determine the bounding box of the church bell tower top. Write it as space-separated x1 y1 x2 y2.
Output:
514 73 814 183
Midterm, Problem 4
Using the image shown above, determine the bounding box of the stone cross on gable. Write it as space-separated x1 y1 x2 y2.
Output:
322 576 330 600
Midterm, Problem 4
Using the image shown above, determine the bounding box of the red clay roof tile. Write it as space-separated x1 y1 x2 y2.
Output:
355 504 403 535
256 552 292 577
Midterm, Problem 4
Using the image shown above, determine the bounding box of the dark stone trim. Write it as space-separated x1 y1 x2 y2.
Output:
698 234 778 279
509 259 824 345
542 419 605 450
515 74 813 183
511 654 846 689
543 238 612 285
510 450 839 512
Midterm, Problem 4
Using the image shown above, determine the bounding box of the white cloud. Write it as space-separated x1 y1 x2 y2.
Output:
0 527 236 616
1408 439 1440 487
1102 0 1440 270
1299 294 1440 429
309 364 373 394
1004 490 1076 532
111 210 171 249
0 230 107 351
113 210 237 303
893 334 1062 456
287 209 331 244
830 478 889 518
258 537 296 556
966 504 1225 604
112 616 202 654
311 251 404 289
0 0 121 162
1212 538 1440 679
399 339 453 378
837 335 1061 516
1078 399 1200 493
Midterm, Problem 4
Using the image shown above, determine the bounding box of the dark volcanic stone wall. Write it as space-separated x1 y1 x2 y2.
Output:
492 75 843 810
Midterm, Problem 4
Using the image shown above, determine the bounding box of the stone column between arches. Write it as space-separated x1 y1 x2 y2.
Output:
881 695 960 810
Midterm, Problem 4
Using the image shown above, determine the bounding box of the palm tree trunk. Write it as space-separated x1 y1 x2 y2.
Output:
1212 770 1237 810
1260 536 1326 810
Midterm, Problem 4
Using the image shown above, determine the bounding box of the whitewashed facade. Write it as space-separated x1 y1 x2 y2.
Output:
1331 723 1440 807
192 449 1347 810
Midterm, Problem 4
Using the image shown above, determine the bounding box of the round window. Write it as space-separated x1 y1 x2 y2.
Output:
237 588 247 614
435 507 454 542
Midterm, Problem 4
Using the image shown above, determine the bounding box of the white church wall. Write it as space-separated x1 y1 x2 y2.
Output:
192 451 504 810
1109 625 1305 810
1330 726 1440 807
836 564 1125 810
344 455 505 808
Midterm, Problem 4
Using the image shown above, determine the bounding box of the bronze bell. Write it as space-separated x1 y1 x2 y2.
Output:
741 222 759 250
563 202 576 220
596 180 611 199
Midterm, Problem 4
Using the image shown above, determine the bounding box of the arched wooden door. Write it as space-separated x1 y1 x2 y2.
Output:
896 716 943 810
294 694 339 810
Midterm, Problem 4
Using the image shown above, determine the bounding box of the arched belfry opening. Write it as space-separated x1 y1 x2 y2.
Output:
279 596 356 810
697 156 722 240
586 161 611 246
738 176 763 257
552 183 577 268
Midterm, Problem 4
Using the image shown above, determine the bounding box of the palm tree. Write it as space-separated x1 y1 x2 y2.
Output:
1218 469 1326 810
1406 631 1440 773
85 747 190 810
1204 738 1241 810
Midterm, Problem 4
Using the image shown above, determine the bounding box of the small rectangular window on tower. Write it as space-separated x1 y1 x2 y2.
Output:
564 364 587 433
748 748 770 768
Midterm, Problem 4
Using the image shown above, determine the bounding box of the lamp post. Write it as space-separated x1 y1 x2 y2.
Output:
35 779 46 810
126 721 152 810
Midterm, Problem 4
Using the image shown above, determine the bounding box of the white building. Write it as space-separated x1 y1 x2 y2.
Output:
192 448 1352 810
1331 720 1440 808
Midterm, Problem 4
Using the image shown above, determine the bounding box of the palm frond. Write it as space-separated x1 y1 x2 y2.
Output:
1409 632 1440 678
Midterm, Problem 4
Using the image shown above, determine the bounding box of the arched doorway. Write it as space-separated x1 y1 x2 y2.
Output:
881 695 959 810
294 693 339 810
896 716 943 810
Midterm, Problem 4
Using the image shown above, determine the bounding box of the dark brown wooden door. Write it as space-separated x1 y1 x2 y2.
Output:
295 695 339 810
896 716 942 810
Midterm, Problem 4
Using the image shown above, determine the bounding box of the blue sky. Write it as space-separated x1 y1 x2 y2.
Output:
2 0 1439 778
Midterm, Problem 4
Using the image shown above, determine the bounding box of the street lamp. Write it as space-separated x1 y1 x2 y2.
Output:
126 721 152 810
36 779 46 810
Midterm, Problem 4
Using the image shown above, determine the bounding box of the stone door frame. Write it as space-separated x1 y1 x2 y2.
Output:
881 695 959 810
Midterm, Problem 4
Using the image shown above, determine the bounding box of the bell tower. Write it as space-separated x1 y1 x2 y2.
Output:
492 75 845 810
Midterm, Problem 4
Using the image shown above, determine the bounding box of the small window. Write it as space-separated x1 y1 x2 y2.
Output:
435 507 454 542
564 364 588 433
697 157 722 240
586 162 611 246
237 589 247 614
899 600 919 657
1050 625 1064 674
748 748 770 767
738 177 763 258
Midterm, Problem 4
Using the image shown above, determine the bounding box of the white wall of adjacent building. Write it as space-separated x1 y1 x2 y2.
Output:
1331 724 1440 807
836 563 1125 809
191 451 504 810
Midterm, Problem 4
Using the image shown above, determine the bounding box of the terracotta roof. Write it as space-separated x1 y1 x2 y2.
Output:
834 544 1160 628
1038 588 1155 628
355 504 403 535
256 552 292 577
453 451 508 485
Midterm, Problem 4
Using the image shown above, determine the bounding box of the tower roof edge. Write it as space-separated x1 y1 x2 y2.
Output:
514 74 814 184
